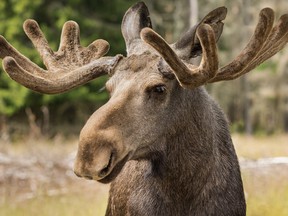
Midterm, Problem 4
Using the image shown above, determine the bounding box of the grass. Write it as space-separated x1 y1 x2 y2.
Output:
242 170 288 216
0 134 287 216
0 192 108 216
0 135 110 216
233 134 288 159
234 134 288 216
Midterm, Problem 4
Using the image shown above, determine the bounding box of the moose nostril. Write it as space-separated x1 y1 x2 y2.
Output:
74 170 82 178
99 166 109 177
74 170 93 180
84 175 93 180
98 152 113 178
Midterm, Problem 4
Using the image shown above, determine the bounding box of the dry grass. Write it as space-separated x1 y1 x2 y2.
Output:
0 135 110 216
242 166 288 216
0 134 287 215
0 190 109 216
233 134 288 216
233 134 288 159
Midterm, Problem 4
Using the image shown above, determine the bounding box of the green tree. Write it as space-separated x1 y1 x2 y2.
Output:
0 0 138 126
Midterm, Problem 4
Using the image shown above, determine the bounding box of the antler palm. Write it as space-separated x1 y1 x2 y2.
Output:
0 20 121 94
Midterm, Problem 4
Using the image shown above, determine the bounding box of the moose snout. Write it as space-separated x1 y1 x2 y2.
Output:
74 104 128 182
73 144 114 181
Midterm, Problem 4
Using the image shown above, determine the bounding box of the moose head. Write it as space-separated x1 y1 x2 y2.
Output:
0 2 287 186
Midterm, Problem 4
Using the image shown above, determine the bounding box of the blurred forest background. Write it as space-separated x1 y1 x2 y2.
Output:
0 0 287 141
0 1 288 216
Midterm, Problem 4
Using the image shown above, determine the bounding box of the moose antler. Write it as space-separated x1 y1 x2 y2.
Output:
0 20 122 94
141 8 288 88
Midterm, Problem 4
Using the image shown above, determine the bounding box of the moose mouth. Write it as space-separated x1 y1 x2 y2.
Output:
97 153 130 184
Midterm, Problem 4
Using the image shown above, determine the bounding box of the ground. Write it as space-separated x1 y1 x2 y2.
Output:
0 134 288 216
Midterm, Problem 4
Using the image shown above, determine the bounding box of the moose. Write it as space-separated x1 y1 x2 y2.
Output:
1 2 288 215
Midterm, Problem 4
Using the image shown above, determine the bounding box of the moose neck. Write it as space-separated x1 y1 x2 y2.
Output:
146 86 242 203
108 87 245 216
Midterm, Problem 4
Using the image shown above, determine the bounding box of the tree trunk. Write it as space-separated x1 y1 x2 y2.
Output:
41 106 50 136
189 0 198 26
0 115 10 142
241 0 252 135
25 107 41 139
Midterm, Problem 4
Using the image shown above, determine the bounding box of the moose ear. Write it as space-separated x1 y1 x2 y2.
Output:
173 6 227 60
121 2 152 55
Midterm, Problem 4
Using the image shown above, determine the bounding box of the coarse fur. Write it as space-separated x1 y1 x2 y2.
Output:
1 1 288 216
106 66 246 216
75 52 246 215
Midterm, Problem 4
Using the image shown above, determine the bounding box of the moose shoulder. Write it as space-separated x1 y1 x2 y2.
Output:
1 2 288 216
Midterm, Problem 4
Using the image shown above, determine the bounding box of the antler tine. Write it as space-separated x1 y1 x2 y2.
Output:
141 24 218 88
23 19 55 69
0 35 46 76
141 7 283 88
0 20 122 94
209 8 283 82
260 14 288 52
58 21 110 63
61 21 110 60
24 19 111 71
3 55 120 94
235 14 288 77
58 21 81 53
172 6 227 59
82 39 110 61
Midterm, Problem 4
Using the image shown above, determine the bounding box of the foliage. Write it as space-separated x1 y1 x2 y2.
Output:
0 0 288 134
0 0 138 120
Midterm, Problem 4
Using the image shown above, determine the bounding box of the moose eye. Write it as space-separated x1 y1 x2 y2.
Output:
146 84 167 100
152 85 166 94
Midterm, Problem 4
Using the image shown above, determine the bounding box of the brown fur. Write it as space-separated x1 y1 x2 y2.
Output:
1 2 288 216
75 52 246 215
